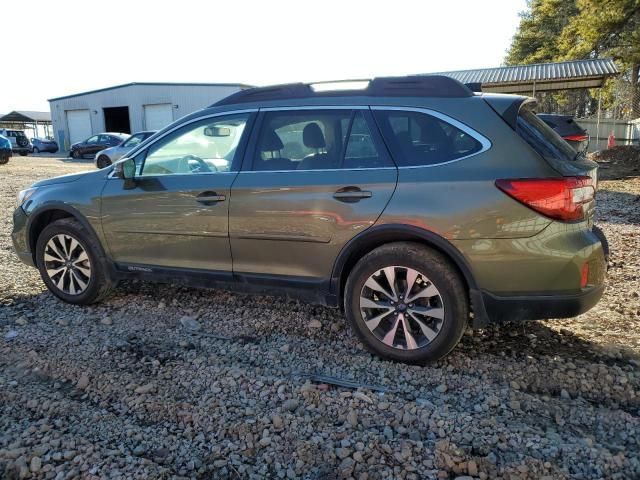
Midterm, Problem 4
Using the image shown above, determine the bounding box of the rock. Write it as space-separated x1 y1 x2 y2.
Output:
352 392 372 405
259 437 271 447
347 410 358 427
338 457 355 478
56 318 70 326
272 414 283 429
4 330 18 341
279 344 290 353
180 316 201 331
353 451 364 463
76 374 89 390
336 447 352 459
467 460 478 476
100 316 113 325
134 383 156 394
282 399 299 412
15 316 28 326
307 319 322 329
560 389 570 399
436 384 448 393
30 456 42 472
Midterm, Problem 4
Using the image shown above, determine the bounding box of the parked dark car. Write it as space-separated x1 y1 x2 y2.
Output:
69 133 129 159
537 114 589 152
31 137 59 154
12 76 607 364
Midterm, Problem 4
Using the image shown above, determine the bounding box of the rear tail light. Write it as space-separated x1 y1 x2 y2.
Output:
495 176 595 222
563 134 588 142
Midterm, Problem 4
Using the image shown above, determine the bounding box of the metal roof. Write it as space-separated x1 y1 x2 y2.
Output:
427 58 619 93
48 82 254 102
0 111 51 123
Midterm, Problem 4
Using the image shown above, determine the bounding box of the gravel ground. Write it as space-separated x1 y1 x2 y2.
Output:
1 155 639 480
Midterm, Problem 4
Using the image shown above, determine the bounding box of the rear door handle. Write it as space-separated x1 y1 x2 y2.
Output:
333 187 373 203
196 191 226 204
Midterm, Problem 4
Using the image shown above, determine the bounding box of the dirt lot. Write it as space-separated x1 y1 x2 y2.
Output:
1 154 639 479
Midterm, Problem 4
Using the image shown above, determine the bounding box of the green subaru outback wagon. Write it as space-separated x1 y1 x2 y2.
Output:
12 76 606 364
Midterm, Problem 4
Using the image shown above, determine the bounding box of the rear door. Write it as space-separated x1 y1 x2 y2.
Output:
101 112 255 272
229 107 397 284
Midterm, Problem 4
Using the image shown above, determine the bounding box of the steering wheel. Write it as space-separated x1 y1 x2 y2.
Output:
179 154 216 173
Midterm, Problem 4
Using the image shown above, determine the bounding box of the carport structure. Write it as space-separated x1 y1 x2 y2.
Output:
0 110 53 139
430 58 618 95
428 58 620 149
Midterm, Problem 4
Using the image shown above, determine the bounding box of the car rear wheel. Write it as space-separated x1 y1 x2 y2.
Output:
344 242 468 364
36 218 114 305
19 151 28 156
33 147 40 154
97 155 112 169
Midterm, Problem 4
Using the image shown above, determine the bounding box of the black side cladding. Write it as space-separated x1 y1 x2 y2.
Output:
212 75 473 107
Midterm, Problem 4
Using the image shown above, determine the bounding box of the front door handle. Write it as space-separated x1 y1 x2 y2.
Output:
333 187 373 203
196 191 226 204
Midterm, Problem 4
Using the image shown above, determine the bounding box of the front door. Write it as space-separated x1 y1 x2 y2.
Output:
229 108 397 284
101 112 254 273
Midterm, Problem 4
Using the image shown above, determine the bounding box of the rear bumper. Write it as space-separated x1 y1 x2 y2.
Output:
481 284 604 323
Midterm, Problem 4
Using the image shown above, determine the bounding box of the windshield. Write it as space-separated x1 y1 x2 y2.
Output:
517 104 577 162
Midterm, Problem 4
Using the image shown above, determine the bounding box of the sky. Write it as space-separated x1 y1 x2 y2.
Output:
0 0 527 113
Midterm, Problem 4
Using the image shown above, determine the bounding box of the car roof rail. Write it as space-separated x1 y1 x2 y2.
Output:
211 75 473 107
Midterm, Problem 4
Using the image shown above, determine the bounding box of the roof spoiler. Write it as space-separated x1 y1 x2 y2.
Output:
465 82 483 92
482 95 534 130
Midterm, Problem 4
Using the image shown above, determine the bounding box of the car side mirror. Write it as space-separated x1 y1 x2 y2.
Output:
113 157 136 179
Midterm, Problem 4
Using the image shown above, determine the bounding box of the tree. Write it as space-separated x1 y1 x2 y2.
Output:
506 0 640 117
506 0 579 66
558 0 640 116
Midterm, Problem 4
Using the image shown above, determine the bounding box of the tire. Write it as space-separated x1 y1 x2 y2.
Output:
344 242 468 364
35 218 114 305
0 156 8 165
72 150 81 159
33 147 40 154
96 155 112 169
19 151 28 156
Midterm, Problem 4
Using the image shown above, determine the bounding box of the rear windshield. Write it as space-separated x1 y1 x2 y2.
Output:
517 106 577 162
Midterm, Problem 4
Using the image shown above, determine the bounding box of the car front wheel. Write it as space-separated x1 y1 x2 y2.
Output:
344 242 468 364
72 150 81 159
96 155 112 169
36 218 114 305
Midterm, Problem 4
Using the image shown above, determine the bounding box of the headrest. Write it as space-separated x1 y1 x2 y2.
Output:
261 129 284 151
303 123 326 149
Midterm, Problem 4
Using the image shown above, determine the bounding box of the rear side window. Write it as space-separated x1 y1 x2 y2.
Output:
373 110 483 166
517 107 576 163
252 110 391 171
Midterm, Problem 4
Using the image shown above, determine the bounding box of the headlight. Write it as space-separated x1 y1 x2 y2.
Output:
17 187 37 207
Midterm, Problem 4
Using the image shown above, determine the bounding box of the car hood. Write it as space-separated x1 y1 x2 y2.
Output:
32 169 102 187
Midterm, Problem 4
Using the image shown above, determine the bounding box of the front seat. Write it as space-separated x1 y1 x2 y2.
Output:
297 123 336 170
256 130 294 170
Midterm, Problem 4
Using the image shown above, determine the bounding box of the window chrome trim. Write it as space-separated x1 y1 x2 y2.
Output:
370 105 492 168
107 108 258 179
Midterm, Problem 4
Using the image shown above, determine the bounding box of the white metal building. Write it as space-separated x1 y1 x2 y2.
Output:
48 82 250 150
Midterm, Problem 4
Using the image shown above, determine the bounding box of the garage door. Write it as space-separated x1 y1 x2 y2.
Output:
66 110 92 145
144 104 174 131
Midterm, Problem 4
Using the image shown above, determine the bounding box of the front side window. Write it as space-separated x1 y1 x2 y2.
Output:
253 110 388 171
374 110 483 166
86 136 99 144
141 114 250 176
